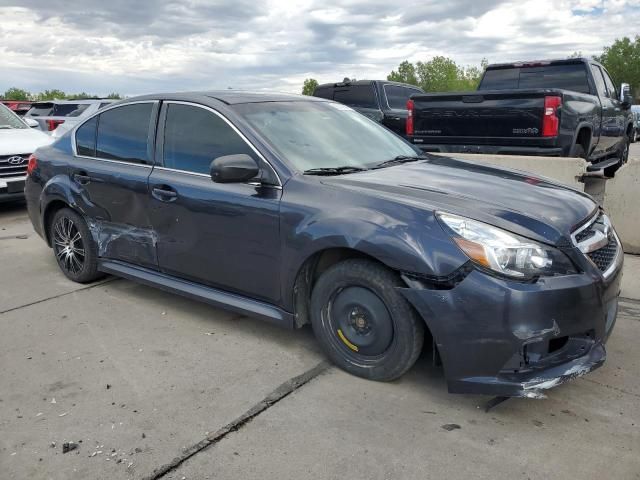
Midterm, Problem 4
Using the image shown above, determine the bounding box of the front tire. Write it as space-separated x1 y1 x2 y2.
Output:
50 208 102 283
310 259 424 381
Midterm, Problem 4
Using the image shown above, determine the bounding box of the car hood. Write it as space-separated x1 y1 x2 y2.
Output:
0 128 53 155
321 156 597 246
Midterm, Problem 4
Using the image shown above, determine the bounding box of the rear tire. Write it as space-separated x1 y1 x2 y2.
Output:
310 259 424 381
50 208 103 284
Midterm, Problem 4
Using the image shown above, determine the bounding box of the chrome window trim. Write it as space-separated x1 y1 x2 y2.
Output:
161 100 282 187
71 100 158 167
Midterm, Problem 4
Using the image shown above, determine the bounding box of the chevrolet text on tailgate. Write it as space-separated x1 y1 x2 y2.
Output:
25 92 623 398
407 58 635 175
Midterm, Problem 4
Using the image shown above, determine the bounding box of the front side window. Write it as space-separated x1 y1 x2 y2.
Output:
162 104 255 174
234 101 419 172
602 69 618 100
384 84 422 109
96 103 153 164
332 85 377 109
590 65 607 97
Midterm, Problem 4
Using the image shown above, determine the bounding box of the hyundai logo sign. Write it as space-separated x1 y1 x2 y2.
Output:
7 156 25 165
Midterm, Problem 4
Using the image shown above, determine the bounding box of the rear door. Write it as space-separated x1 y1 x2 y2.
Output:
147 102 282 304
599 67 625 154
72 102 159 267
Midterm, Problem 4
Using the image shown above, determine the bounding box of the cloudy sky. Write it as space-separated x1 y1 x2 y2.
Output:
0 0 638 96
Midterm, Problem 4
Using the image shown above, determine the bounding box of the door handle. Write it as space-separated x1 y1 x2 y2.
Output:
73 172 92 185
152 186 178 202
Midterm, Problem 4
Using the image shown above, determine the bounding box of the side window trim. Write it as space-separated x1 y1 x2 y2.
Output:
601 67 618 101
155 100 282 187
72 100 158 168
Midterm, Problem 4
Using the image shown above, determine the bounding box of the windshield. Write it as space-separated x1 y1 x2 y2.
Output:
0 103 28 129
233 101 420 171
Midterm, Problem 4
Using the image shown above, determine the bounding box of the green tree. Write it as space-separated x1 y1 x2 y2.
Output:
596 36 640 100
388 57 487 93
387 60 419 86
301 78 319 96
3 87 31 100
35 89 67 101
106 92 123 99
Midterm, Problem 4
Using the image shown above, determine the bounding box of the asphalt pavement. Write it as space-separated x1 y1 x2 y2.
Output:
1 198 639 480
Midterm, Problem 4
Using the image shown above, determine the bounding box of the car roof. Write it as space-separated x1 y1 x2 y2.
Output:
31 99 116 105
315 80 422 90
115 91 326 106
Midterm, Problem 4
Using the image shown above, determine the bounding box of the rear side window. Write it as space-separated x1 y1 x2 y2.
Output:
52 104 90 117
383 84 422 109
162 104 255 174
96 103 153 164
313 87 333 100
333 85 377 109
75 116 97 157
480 64 590 93
27 103 54 117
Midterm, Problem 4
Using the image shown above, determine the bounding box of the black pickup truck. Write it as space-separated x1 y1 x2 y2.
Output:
407 58 635 171
313 79 424 136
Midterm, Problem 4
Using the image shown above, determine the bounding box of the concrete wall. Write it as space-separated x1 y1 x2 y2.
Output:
434 153 588 190
434 153 640 254
603 158 640 254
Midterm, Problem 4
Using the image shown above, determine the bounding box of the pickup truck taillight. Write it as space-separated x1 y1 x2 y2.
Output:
46 119 65 131
406 99 414 136
27 154 38 176
542 96 561 137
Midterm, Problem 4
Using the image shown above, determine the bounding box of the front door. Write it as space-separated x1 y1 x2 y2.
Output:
72 102 159 268
148 102 282 304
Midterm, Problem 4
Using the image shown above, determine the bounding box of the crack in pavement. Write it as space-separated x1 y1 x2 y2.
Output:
142 361 331 480
582 377 640 399
0 277 118 315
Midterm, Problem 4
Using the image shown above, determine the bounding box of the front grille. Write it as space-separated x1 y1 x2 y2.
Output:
572 213 620 275
587 233 618 271
0 154 30 178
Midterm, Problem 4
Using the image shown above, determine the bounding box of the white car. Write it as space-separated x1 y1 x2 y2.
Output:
0 103 52 202
25 99 116 138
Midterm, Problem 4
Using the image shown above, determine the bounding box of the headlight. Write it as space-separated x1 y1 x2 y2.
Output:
437 212 576 279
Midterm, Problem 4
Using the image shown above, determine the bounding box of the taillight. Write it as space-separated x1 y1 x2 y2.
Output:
46 119 65 131
542 96 561 137
406 99 414 136
27 154 38 176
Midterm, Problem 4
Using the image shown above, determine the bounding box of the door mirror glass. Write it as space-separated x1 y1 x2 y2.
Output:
24 118 39 128
620 83 633 107
210 154 259 183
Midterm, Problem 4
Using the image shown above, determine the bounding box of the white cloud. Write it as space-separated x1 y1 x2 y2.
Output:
0 0 638 96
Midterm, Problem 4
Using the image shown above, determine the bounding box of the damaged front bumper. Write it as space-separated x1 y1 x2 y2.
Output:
400 262 622 398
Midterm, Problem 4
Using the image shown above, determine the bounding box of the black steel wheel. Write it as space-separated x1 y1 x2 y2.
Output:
311 259 424 381
50 208 102 283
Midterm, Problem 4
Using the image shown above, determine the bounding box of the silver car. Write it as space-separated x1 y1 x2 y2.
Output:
25 99 116 138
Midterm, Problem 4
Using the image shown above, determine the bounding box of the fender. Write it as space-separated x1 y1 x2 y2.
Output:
279 205 469 312
570 122 594 157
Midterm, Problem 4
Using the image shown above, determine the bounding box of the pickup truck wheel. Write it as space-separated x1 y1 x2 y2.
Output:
310 259 424 381
50 208 102 284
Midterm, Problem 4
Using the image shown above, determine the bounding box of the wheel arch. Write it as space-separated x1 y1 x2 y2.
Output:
572 124 593 157
42 199 74 247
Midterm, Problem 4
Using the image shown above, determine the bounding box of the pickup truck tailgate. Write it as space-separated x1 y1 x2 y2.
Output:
412 91 547 139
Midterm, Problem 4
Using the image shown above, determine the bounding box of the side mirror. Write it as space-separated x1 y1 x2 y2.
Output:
210 154 259 184
620 83 633 108
24 118 39 129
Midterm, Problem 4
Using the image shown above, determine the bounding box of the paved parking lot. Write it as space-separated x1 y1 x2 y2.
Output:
1 201 639 480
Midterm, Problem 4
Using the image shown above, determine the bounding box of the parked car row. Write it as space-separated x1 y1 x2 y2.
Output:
0 103 52 203
24 99 116 137
23 91 623 397
1 100 32 116
314 58 635 176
